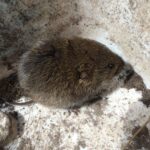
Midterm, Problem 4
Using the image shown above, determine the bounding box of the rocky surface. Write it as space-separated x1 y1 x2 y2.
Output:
0 112 17 147
0 0 150 150
3 86 150 150
0 112 10 146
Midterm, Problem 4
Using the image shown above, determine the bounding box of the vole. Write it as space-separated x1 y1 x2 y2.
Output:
18 37 125 108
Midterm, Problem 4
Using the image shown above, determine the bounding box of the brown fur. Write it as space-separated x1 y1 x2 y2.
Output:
18 37 124 108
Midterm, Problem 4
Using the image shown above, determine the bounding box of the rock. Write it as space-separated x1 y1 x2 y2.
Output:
0 112 17 147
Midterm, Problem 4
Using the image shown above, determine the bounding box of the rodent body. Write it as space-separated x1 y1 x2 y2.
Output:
18 37 124 108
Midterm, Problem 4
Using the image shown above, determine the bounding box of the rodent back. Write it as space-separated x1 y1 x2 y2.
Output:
18 37 124 103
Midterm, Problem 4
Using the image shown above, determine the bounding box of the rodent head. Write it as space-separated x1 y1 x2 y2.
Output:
18 37 124 99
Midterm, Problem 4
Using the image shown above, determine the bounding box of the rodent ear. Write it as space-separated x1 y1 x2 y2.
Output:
79 72 88 79
78 72 90 85
76 63 93 81
77 71 89 83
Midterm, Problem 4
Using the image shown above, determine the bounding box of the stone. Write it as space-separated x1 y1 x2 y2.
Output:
0 112 17 147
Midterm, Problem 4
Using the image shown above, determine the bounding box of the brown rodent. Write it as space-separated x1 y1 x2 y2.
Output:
18 37 125 108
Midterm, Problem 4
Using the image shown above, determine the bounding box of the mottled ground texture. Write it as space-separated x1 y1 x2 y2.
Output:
1 74 150 150
0 0 150 150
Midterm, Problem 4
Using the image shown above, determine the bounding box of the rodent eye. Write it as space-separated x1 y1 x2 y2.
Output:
107 63 115 69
